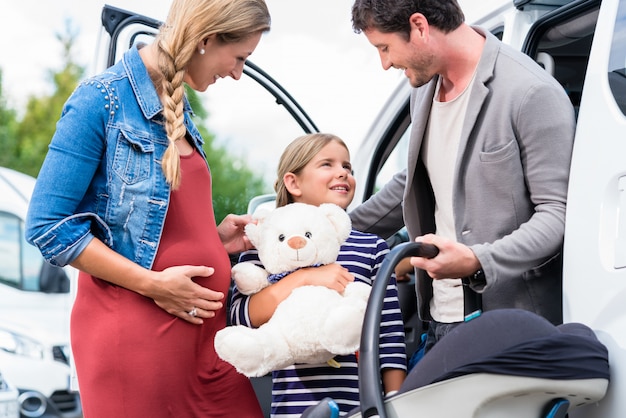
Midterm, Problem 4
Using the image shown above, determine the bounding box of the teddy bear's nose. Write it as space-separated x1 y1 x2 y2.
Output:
287 236 307 250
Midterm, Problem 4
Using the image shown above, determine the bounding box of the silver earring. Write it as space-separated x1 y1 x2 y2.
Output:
199 48 205 55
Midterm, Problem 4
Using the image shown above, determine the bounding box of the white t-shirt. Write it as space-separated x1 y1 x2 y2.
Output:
422 74 474 323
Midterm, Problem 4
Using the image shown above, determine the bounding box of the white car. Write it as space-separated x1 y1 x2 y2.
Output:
0 167 81 418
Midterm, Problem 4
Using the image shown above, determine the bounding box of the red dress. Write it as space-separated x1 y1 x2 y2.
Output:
71 149 263 417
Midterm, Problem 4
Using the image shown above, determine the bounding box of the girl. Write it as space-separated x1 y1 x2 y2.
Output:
230 133 407 416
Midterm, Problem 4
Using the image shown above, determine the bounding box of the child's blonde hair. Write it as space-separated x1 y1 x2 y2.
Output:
274 133 350 207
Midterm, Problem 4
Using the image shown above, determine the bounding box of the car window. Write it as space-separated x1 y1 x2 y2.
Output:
0 212 69 293
0 212 21 288
22 233 44 291
0 211 48 292
608 1 626 115
525 1 599 117
371 128 410 194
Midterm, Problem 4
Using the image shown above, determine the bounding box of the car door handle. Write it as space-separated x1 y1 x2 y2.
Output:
615 175 626 269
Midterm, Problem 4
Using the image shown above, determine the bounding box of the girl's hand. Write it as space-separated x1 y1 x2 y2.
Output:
247 263 353 327
299 263 355 293
394 257 414 281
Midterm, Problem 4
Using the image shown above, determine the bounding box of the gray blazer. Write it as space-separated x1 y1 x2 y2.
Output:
350 28 576 325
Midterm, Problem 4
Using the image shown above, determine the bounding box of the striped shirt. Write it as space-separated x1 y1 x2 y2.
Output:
230 229 407 417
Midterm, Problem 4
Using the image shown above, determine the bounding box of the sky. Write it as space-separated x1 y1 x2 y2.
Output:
0 0 405 185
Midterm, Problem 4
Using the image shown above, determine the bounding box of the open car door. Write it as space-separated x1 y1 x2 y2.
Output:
562 1 626 417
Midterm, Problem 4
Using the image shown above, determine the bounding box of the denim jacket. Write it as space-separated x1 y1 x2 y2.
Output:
25 45 207 269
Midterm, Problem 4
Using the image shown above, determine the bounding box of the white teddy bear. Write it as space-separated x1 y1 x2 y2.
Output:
214 202 371 377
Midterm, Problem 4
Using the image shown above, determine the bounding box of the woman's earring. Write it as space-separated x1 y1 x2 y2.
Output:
199 48 205 55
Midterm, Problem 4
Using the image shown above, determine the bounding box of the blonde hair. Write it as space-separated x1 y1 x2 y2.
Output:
156 0 271 189
274 133 349 208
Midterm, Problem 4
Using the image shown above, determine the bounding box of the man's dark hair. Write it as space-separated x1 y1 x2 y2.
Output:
352 0 465 39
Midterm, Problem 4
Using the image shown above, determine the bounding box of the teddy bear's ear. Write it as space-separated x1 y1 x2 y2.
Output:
318 203 352 243
245 207 272 247
244 222 260 247
252 207 272 222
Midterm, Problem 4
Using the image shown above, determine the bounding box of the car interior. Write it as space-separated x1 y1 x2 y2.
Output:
527 1 600 116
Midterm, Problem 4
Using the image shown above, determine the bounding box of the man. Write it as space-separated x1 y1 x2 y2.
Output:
349 0 576 351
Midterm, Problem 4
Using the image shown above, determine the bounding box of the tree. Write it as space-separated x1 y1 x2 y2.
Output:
0 70 19 169
15 19 84 177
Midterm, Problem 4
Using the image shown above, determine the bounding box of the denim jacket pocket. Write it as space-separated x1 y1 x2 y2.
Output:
113 130 155 184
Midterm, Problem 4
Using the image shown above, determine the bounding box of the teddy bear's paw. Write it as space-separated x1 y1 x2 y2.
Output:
214 326 269 376
231 262 270 295
343 281 371 302
319 306 365 355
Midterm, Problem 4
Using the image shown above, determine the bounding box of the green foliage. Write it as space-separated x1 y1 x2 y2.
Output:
0 70 19 169
186 87 267 223
5 19 84 177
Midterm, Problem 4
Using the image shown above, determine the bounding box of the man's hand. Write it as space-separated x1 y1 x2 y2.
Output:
409 234 481 279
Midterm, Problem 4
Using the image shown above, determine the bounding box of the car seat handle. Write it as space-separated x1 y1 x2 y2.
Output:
359 241 438 418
